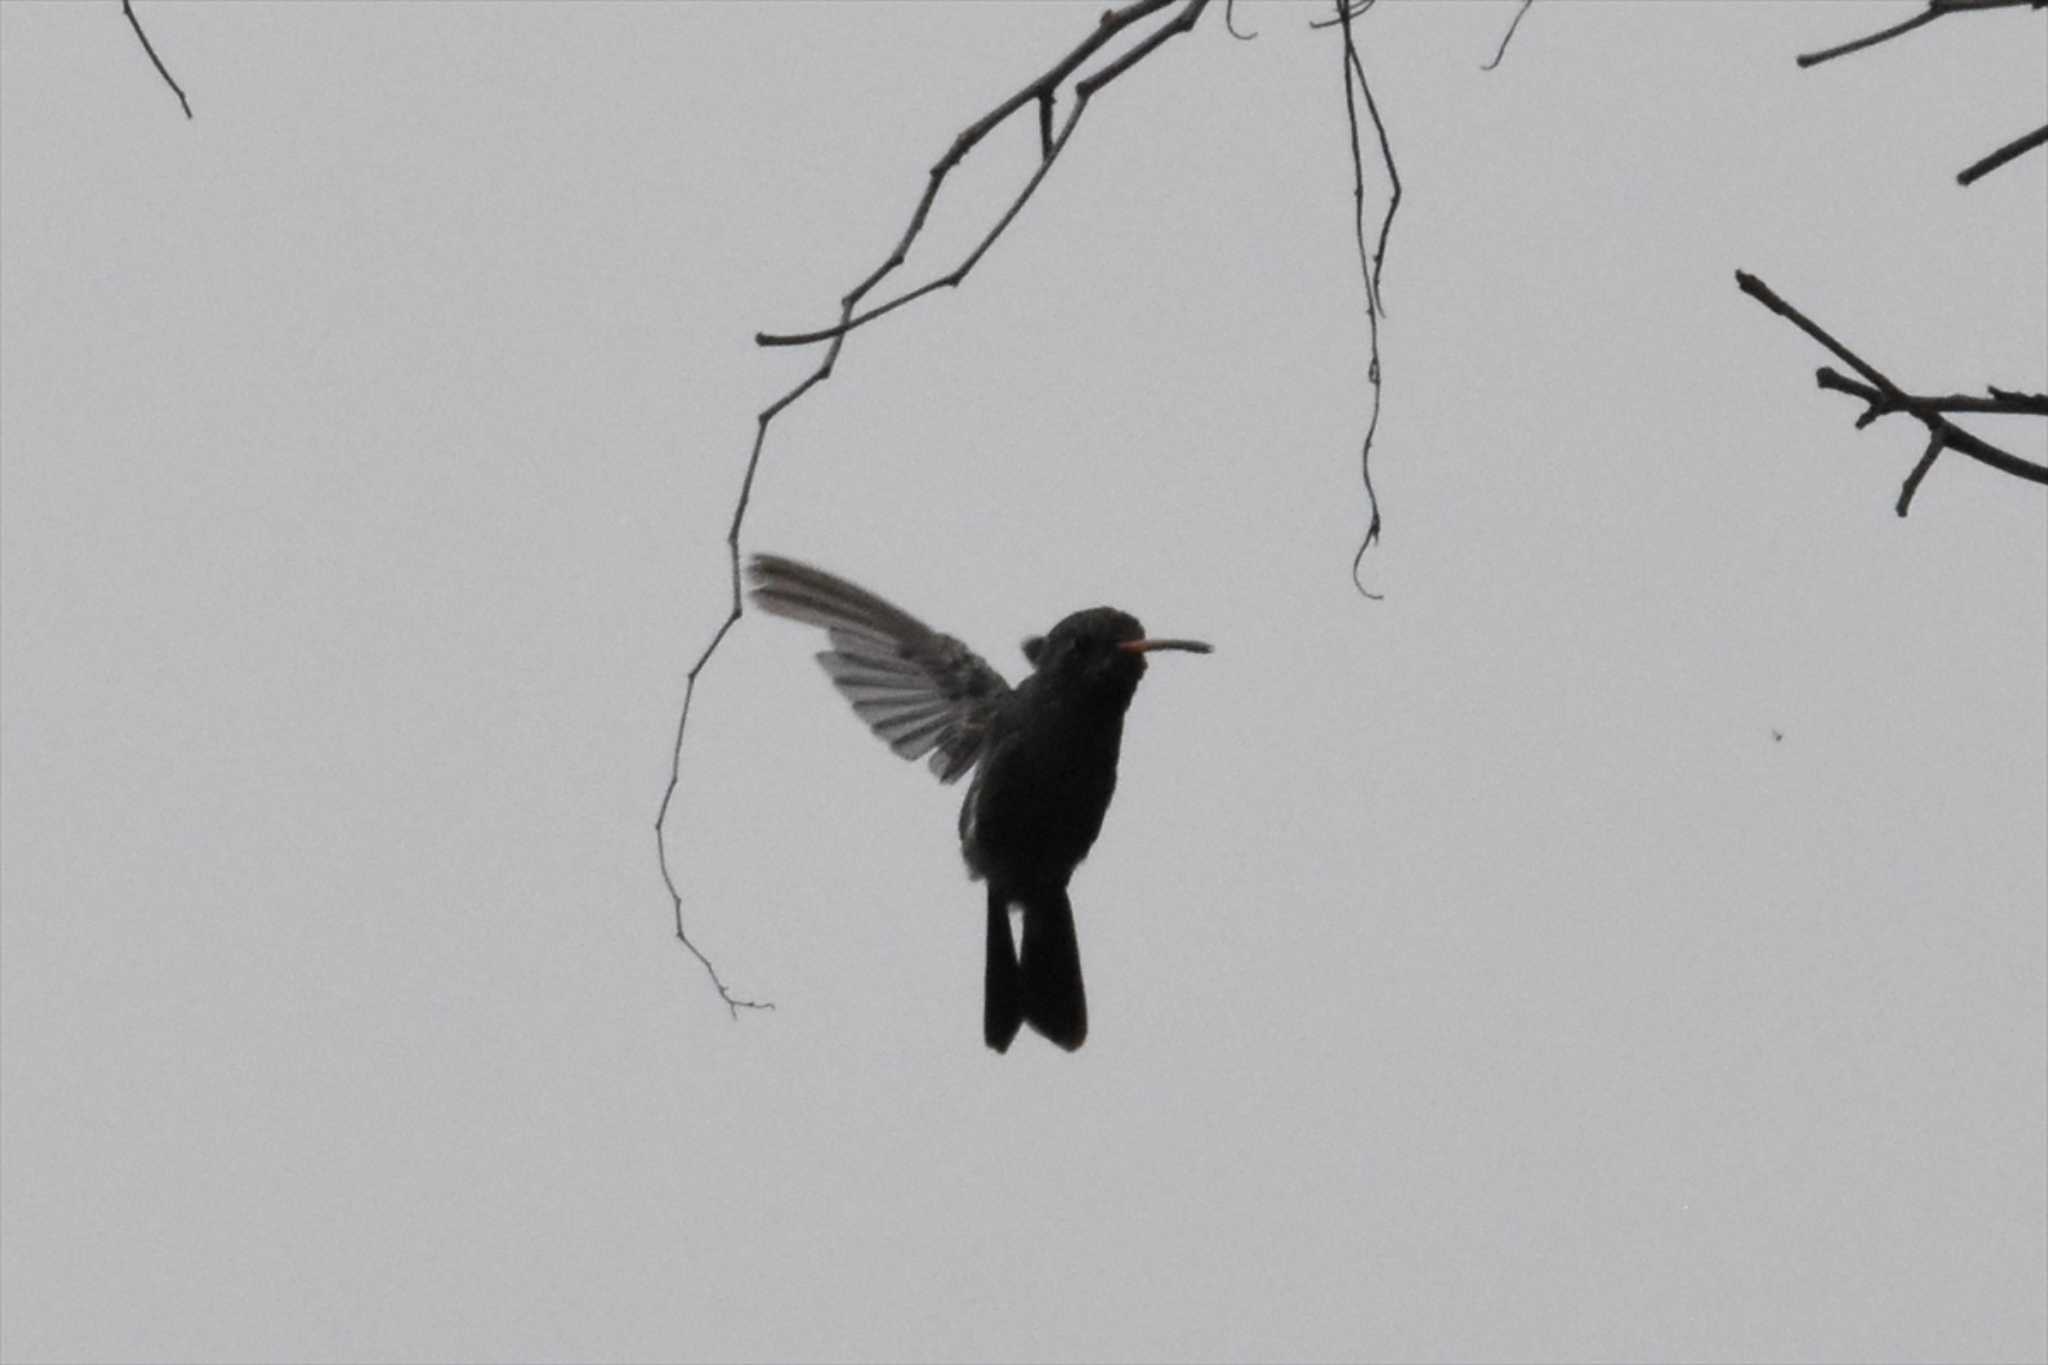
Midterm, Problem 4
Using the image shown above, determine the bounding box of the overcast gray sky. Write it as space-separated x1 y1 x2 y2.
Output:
3 3 2044 1362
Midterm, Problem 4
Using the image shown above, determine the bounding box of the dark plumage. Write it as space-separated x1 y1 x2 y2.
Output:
747 554 1208 1052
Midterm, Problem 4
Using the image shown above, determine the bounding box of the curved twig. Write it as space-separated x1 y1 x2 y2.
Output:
1793 1 2047 191
658 0 1213 1014
120 0 192 119
1481 0 1536 72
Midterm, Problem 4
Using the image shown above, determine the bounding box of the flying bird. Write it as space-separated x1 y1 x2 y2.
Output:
747 553 1209 1053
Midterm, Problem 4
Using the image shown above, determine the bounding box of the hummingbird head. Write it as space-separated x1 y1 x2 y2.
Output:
1022 608 1211 698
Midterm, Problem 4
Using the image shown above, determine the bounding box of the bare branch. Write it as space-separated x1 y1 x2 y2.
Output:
1815 367 2048 420
1224 0 1258 41
756 0 1209 349
1957 121 2048 185
121 0 192 120
1481 0 1536 72
1735 270 2048 515
1795 4 1944 67
659 1 1213 1014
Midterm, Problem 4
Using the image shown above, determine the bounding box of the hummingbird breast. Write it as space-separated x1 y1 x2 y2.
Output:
958 679 1129 892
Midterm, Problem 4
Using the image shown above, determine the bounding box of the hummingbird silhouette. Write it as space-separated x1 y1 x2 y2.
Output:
747 554 1210 1053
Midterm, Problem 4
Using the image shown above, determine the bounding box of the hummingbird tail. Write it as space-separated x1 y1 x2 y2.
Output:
984 884 1023 1053
1019 887 1087 1051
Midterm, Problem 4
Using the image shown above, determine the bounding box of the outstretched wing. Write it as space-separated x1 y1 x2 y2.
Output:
747 554 1010 783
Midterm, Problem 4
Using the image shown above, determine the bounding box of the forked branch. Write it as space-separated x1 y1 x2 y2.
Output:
1794 0 2040 69
1735 270 2048 516
1957 122 2048 185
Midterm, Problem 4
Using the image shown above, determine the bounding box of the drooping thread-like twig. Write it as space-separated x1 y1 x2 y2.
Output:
657 0 1212 1015
1793 0 2040 69
1336 0 1398 599
1735 270 2048 516
121 0 192 119
1481 0 1537 72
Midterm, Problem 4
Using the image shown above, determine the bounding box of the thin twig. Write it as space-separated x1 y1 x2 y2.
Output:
1957 121 2048 185
1735 270 2048 515
1351 47 1399 314
1795 0 2040 68
1481 0 1536 72
1224 0 1258 41
121 0 192 119
1336 0 1393 598
1898 433 1947 515
658 0 1212 1014
756 0 1208 349
1794 1 2046 188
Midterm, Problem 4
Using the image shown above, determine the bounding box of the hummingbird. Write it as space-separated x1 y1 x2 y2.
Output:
747 553 1210 1053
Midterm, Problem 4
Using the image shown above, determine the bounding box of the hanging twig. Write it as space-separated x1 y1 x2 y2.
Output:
120 0 192 120
658 0 1213 1015
1795 4 1943 67
1335 0 1397 598
1735 270 2048 516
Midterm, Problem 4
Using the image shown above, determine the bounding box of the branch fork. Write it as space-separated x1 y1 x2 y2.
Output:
1736 270 2047 516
